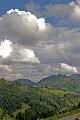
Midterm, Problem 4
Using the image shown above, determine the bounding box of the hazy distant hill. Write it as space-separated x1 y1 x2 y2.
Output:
71 74 80 80
15 74 67 86
16 79 35 86
15 74 80 91
37 74 68 85
36 74 80 91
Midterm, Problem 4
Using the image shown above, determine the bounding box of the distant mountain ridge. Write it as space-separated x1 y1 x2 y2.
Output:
15 74 80 89
71 74 80 79
16 79 35 86
37 74 68 85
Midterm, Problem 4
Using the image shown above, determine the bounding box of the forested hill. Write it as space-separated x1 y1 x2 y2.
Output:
36 74 80 91
16 74 80 92
16 79 35 86
37 74 68 86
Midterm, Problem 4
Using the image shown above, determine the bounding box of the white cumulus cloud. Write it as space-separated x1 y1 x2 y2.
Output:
60 63 78 73
7 9 46 31
0 39 13 58
0 39 40 64
0 9 53 46
19 48 40 63
74 5 80 17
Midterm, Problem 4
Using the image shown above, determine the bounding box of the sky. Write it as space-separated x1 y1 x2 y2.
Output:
0 0 80 81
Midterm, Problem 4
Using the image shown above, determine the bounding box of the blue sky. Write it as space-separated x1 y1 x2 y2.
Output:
0 0 72 15
0 0 77 27
0 0 74 27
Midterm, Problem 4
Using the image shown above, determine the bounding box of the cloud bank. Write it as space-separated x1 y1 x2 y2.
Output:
0 3 80 80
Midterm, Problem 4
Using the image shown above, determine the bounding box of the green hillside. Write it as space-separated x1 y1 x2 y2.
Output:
0 76 80 120
37 74 80 92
